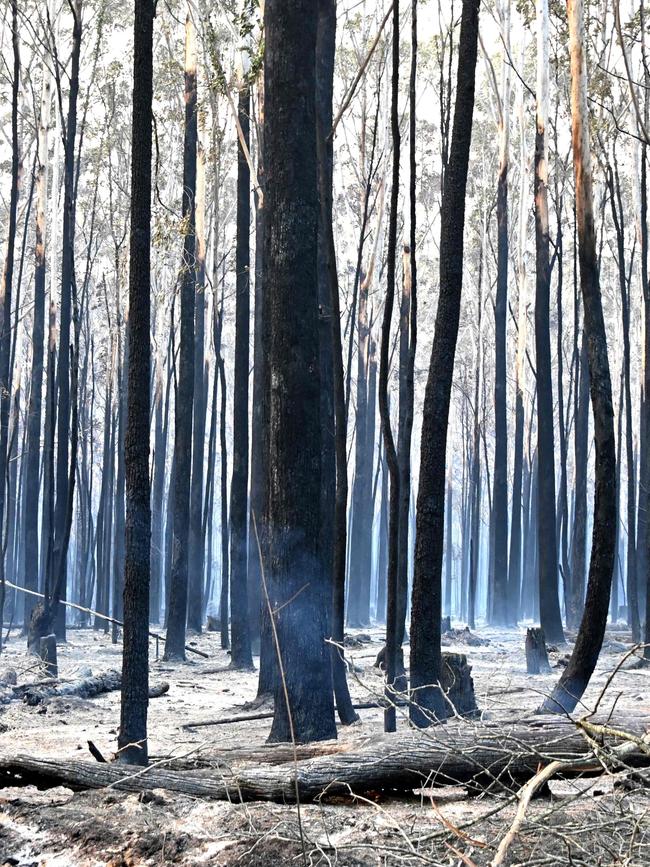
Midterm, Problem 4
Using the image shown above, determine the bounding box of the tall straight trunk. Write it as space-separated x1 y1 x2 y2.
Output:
347 272 370 627
642 0 650 661
316 0 358 726
606 157 639 639
508 86 528 619
188 130 207 633
229 81 253 668
165 13 197 660
376 434 388 622
94 380 113 629
534 0 564 644
265 0 336 744
119 0 153 766
215 300 229 650
444 471 453 617
24 34 51 631
51 0 83 642
492 0 511 626
150 369 164 623
0 0 20 649
410 0 480 726
396 244 415 648
112 349 127 644
379 0 402 735
468 222 484 629
248 80 266 659
542 0 616 713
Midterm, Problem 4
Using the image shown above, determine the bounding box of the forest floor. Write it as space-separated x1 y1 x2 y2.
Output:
0 620 648 865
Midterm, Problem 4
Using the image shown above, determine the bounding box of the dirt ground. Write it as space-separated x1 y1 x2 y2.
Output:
0 621 648 865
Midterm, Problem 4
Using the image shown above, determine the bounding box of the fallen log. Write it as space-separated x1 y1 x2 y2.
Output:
1 716 648 802
20 670 170 706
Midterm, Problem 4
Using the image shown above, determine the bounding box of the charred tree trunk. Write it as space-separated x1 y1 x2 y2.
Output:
164 14 197 661
119 0 154 766
316 0 358 726
264 0 336 744
229 82 253 669
410 0 480 727
188 133 207 634
542 0 616 714
534 0 564 644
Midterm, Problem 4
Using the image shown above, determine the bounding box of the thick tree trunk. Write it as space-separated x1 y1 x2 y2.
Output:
542 0 616 714
119 0 154 767
263 0 336 743
164 14 197 661
3 716 647 801
410 0 480 727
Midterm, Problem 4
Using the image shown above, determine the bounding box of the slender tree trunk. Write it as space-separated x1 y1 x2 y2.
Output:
119 0 154 766
492 0 511 626
229 80 253 668
50 0 83 643
23 35 52 632
0 0 21 649
188 129 207 634
542 0 616 713
535 0 564 644
316 0 358 726
410 0 480 726
165 12 197 661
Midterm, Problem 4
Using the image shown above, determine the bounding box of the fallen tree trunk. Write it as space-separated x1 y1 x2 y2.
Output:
18 670 169 706
1 716 648 802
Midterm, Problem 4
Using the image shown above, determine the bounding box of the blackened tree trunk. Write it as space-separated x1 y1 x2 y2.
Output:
534 0 564 644
0 0 20 648
316 0 358 726
119 0 154 766
150 366 165 623
188 133 207 634
606 157 639 640
541 0 616 714
347 271 370 627
215 298 230 650
410 0 480 727
51 0 83 643
570 330 589 628
230 81 254 669
164 13 197 661
378 0 402 735
265 0 336 744
23 41 52 632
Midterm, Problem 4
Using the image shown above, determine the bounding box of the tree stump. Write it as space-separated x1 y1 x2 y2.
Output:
39 634 58 678
526 627 551 674
440 652 478 718
441 616 451 634
206 615 219 632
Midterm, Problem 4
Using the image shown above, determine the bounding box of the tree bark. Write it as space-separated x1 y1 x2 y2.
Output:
542 0 616 714
164 13 197 661
264 0 336 744
410 0 480 727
